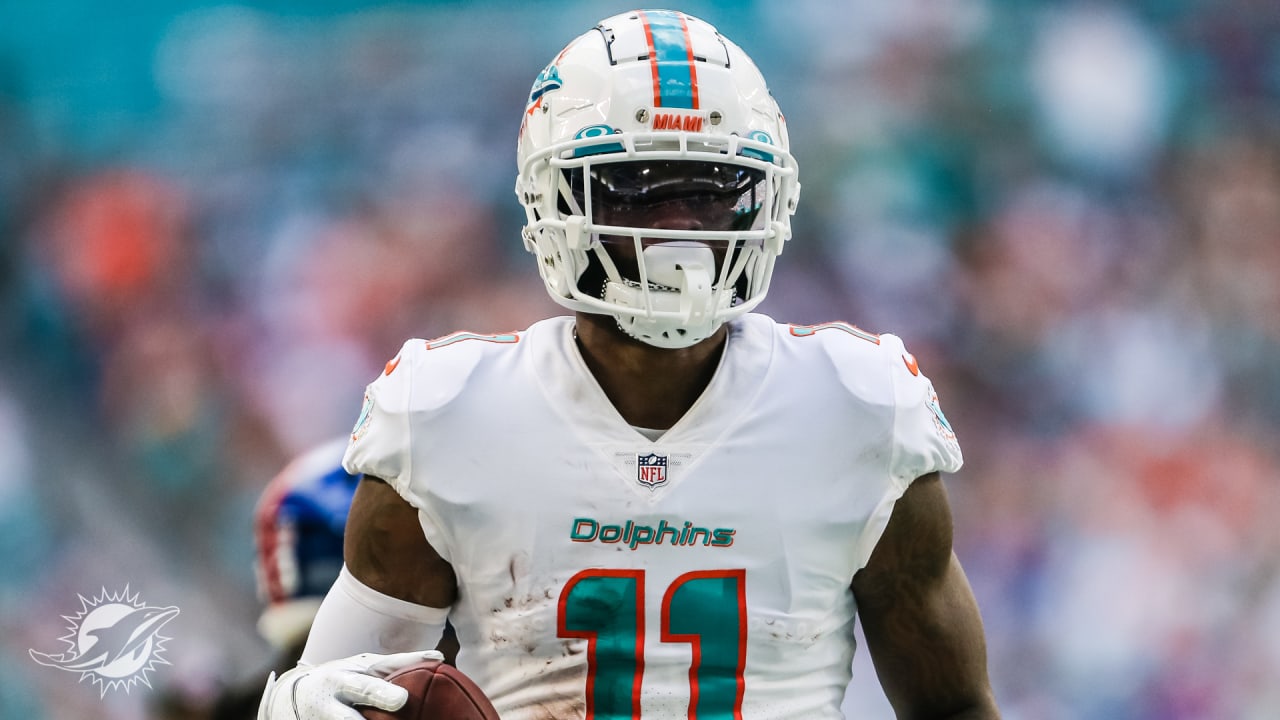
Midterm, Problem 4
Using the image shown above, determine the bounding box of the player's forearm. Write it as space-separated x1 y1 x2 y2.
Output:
299 566 448 664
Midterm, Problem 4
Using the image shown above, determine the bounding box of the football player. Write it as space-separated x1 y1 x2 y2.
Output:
260 9 999 719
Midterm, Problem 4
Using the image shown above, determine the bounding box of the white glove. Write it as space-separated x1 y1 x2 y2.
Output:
257 650 445 720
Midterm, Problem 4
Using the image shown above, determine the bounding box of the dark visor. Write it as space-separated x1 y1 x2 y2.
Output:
567 160 766 231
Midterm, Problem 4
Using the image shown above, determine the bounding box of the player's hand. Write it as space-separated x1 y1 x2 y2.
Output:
257 650 445 720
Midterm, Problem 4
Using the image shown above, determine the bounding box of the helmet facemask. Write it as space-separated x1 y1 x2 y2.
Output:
567 157 771 347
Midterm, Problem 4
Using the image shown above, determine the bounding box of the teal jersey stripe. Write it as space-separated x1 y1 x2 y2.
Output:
641 10 698 109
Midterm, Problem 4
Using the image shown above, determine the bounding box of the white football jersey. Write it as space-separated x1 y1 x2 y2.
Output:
343 314 962 719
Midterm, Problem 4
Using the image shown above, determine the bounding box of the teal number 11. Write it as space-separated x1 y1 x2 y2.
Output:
558 568 747 719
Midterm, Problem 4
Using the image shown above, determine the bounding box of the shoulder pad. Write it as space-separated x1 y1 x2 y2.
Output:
343 331 523 489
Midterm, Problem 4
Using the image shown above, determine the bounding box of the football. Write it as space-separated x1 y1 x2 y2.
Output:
359 660 500 720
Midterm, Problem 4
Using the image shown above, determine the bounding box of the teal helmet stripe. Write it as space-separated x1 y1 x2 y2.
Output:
639 10 699 109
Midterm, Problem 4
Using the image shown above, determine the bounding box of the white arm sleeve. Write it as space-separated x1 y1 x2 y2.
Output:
299 565 449 665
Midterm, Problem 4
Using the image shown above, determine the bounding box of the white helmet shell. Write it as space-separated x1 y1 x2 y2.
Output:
516 9 800 348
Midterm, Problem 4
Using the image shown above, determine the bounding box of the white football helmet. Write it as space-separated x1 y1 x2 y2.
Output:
516 9 801 348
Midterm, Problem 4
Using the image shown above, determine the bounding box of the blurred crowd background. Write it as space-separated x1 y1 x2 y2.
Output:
2 1 1279 718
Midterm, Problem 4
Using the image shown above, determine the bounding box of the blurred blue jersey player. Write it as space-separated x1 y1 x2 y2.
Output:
253 438 458 668
254 437 359 653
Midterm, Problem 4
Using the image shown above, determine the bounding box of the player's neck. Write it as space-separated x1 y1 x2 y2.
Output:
573 313 727 431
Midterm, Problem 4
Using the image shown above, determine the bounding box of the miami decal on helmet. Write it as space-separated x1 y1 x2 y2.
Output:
652 113 704 132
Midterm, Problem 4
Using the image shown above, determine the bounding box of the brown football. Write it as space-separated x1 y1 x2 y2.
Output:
359 660 500 720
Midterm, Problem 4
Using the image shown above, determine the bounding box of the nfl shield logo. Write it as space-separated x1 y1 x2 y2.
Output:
637 453 668 489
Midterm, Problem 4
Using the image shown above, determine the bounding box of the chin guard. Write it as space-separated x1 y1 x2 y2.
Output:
605 243 728 348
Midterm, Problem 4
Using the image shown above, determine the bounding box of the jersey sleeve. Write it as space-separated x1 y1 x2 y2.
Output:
340 335 488 565
342 339 419 494
881 333 963 486
848 333 964 571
